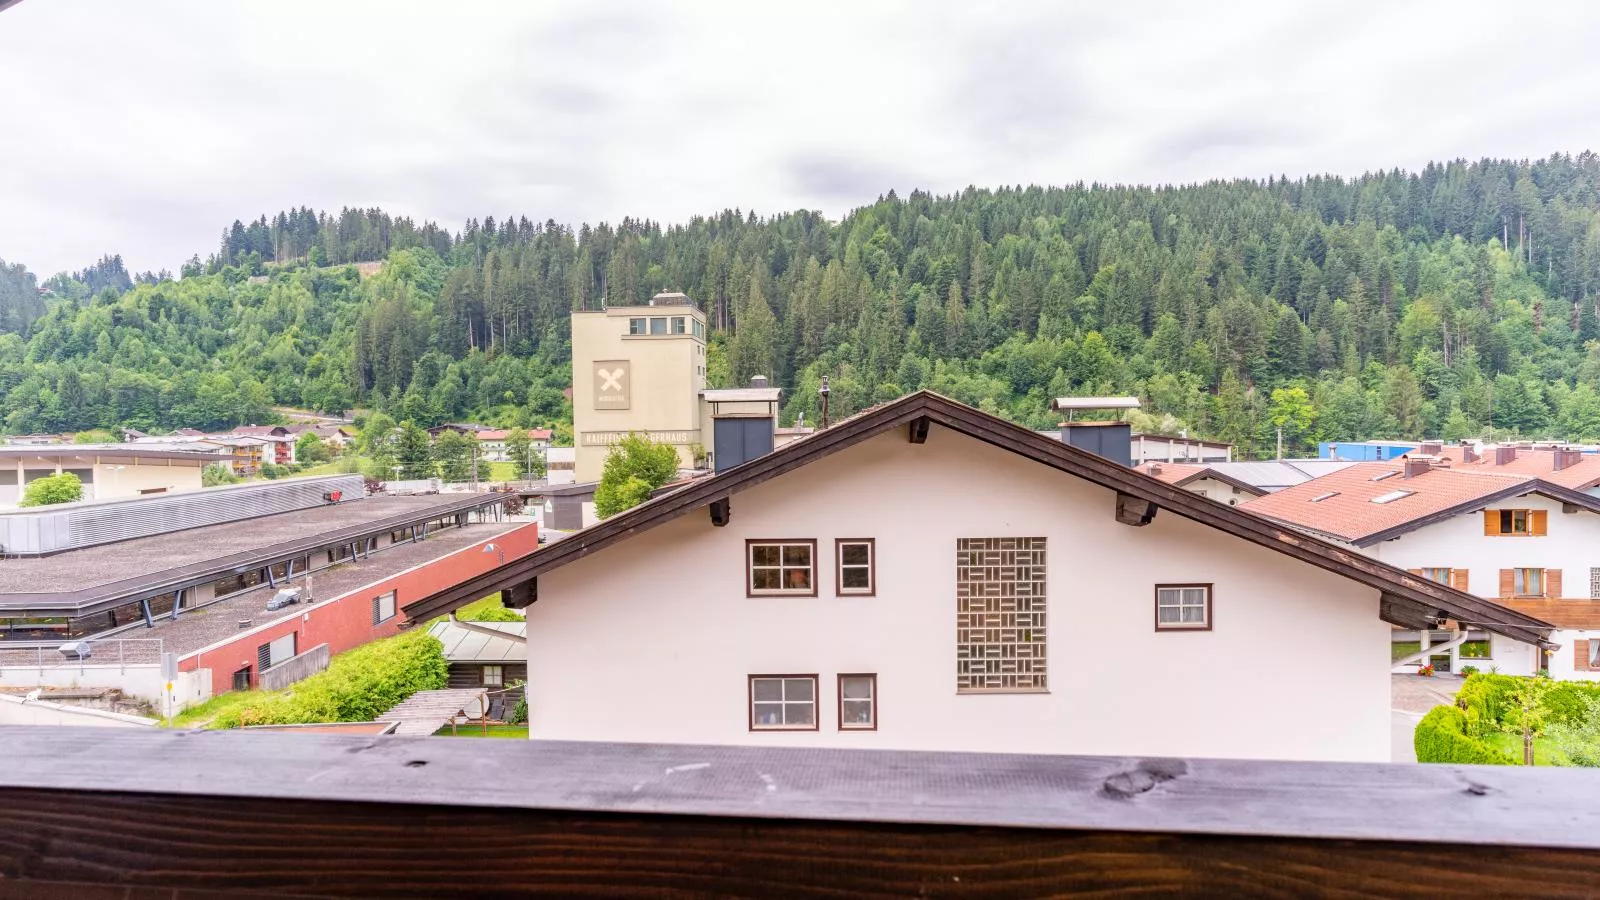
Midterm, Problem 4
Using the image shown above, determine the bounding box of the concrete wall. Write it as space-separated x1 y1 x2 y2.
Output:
527 425 1392 762
0 664 213 713
572 308 707 482
1179 476 1255 507
179 522 540 697
93 460 203 500
0 693 157 728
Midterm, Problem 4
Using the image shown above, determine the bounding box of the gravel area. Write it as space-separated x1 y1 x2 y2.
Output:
0 495 484 595
1391 673 1465 713
0 522 514 663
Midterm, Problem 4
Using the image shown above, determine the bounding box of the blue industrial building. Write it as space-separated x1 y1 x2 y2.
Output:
1317 440 1419 461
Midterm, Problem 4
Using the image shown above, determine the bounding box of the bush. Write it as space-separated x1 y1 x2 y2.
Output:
1415 706 1518 765
1459 665 1479 677
506 680 528 725
1542 681 1600 727
18 473 83 507
202 463 241 487
208 629 448 729
469 606 522 622
1455 672 1523 734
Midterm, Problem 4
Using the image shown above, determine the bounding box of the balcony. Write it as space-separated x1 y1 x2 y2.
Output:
0 726 1595 897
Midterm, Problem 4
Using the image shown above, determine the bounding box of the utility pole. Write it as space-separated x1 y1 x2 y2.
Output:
819 375 831 429
1276 426 1283 461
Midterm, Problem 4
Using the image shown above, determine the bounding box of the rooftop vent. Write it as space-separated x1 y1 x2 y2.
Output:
1495 446 1517 465
57 642 90 661
750 375 769 389
1555 447 1584 471
1419 440 1443 456
1462 445 1478 464
1403 458 1432 479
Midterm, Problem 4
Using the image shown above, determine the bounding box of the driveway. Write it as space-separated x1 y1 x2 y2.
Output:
1390 674 1464 763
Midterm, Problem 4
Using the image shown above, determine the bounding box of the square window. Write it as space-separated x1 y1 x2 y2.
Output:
671 317 686 334
749 675 818 730
372 590 397 625
836 539 875 596
838 674 876 730
482 665 503 686
1515 568 1544 597
748 540 816 596
1156 584 1211 630
649 317 668 335
628 317 646 335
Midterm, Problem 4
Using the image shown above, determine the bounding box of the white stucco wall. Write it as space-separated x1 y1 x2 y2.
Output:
0 693 157 728
1180 477 1254 507
1369 493 1600 678
527 425 1392 762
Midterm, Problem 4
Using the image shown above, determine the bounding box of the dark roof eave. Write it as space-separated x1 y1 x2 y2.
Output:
401 392 1554 645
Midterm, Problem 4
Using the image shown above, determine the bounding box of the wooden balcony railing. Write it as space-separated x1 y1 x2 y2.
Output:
0 726 1597 898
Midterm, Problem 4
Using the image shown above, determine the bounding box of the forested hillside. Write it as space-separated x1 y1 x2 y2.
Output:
11 153 1600 455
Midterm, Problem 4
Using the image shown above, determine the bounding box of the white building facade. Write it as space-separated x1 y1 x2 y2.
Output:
496 394 1547 763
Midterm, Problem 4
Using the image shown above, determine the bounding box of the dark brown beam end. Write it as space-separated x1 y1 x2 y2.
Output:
1114 491 1157 527
908 416 930 444
709 497 731 527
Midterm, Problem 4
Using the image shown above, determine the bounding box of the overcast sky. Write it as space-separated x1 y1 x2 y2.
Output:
5 1 1600 276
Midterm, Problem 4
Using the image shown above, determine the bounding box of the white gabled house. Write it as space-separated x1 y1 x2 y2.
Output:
1246 455 1600 682
405 392 1552 762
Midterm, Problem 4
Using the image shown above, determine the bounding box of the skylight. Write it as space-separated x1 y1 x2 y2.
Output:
1370 471 1399 481
1371 490 1414 504
1311 491 1339 502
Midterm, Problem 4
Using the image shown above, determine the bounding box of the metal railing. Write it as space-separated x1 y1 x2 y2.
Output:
0 637 163 670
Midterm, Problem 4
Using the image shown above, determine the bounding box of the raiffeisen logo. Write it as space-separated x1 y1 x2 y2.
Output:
594 360 631 409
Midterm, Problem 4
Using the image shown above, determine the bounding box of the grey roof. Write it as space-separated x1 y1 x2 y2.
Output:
1191 460 1358 492
426 619 527 663
701 388 781 402
0 444 228 462
376 688 490 735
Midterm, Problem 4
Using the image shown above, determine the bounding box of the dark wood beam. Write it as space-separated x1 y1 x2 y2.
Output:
709 497 731 527
1381 592 1443 630
0 729 1598 898
907 416 930 444
1115 491 1157 527
503 578 537 609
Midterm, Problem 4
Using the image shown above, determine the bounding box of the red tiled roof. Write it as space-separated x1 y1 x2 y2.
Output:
476 429 553 442
1427 446 1600 491
1135 461 1208 485
1241 461 1533 544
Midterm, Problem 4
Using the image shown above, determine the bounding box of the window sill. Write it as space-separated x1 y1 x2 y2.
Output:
956 688 1051 696
749 726 820 732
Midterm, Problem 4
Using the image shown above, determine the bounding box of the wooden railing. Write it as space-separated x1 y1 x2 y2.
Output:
0 727 1597 897
259 642 330 692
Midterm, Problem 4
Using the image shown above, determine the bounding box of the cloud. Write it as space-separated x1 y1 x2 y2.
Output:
3 1 1600 275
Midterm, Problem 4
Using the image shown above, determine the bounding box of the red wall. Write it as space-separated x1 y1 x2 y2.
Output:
179 521 539 697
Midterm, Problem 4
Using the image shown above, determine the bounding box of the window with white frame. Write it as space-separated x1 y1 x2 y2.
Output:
1156 584 1211 630
628 317 646 335
671 316 686 334
748 541 815 595
649 317 667 335
838 674 876 730
482 665 504 687
372 591 397 625
749 675 817 730
836 539 874 595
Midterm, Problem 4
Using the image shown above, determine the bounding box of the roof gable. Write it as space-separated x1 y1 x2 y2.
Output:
402 392 1553 646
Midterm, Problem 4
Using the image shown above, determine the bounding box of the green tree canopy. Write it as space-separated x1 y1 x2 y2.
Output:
19 473 83 507
595 433 680 518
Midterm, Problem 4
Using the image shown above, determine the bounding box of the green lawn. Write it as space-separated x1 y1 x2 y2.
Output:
433 724 528 738
166 689 271 729
1482 731 1571 766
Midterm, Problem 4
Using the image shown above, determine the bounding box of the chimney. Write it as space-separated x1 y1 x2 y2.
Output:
1403 458 1432 479
1420 440 1443 456
1555 447 1583 471
1462 444 1478 464
750 375 769 389
1148 463 1163 476
1494 446 1517 466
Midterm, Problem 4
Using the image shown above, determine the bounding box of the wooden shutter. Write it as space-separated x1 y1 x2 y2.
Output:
1499 569 1514 597
1576 639 1591 672
1532 510 1549 536
1547 569 1563 599
1450 569 1469 592
1483 511 1498 535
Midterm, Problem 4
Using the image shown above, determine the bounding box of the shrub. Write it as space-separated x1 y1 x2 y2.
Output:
202 463 241 487
19 473 83 507
1455 672 1523 733
1415 705 1518 765
208 629 448 729
469 606 522 622
1545 695 1600 767
506 680 528 725
1459 665 1479 677
1542 681 1600 727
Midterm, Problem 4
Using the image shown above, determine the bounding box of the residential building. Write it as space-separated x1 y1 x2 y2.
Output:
1140 459 1357 503
572 291 780 482
402 391 1549 762
544 447 576 485
1131 433 1233 464
0 444 226 507
426 618 527 690
286 424 356 449
1243 457 1600 680
476 428 553 463
1420 442 1600 495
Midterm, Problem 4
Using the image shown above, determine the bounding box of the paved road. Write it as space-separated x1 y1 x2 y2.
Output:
1391 710 1423 762
1390 674 1464 763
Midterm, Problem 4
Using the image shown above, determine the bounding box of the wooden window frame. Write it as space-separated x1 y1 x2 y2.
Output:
1155 583 1213 632
746 540 818 597
748 674 820 732
835 539 876 597
1487 509 1546 536
1514 568 1546 598
837 673 878 731
1419 567 1452 585
482 665 504 687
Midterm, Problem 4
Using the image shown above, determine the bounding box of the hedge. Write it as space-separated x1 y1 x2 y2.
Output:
209 629 448 729
1414 705 1518 765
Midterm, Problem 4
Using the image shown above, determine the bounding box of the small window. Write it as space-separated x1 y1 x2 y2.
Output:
1420 567 1452 585
749 675 817 730
1310 491 1339 502
671 316 686 334
1515 568 1544 597
1498 509 1533 535
482 665 504 687
693 320 705 338
372 590 396 625
748 540 816 596
1371 470 1399 481
836 539 874 596
1371 489 1414 504
1156 584 1211 630
649 317 668 335
1460 639 1492 659
838 674 877 730
628 317 646 335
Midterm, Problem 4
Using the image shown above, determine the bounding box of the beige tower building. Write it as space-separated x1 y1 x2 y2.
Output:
572 292 780 484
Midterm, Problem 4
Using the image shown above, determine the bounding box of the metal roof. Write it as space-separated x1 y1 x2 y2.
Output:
426 619 527 663
701 388 782 402
1051 396 1141 411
